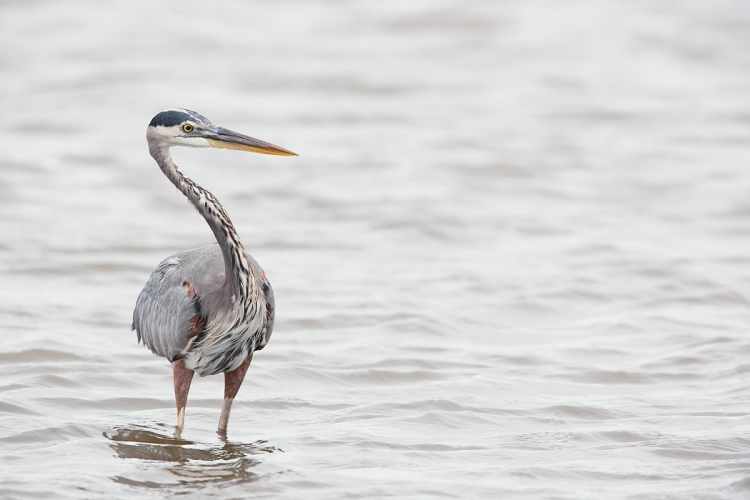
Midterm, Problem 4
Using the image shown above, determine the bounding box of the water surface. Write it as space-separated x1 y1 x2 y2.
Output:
0 0 748 498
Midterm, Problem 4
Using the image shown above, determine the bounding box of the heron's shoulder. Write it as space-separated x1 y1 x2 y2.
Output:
135 246 223 302
160 244 222 265
152 244 221 272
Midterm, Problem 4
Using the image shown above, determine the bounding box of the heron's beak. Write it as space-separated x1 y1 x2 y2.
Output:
206 127 297 156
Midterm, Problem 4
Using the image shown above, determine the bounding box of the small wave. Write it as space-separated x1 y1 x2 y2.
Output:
0 349 85 363
0 401 36 415
536 405 631 421
0 423 99 445
650 436 750 461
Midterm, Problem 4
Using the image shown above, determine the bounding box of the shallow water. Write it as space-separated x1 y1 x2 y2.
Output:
0 0 748 498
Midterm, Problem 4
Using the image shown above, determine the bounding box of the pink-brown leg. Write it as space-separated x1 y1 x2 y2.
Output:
172 360 194 437
218 355 253 433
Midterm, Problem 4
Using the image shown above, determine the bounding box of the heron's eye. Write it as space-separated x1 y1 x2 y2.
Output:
182 123 194 133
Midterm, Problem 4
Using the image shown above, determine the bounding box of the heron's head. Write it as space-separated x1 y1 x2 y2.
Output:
146 108 297 156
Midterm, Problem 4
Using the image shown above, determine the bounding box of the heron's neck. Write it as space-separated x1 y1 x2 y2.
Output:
150 145 258 307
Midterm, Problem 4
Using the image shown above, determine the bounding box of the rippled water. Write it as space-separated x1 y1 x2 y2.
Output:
1 1 748 498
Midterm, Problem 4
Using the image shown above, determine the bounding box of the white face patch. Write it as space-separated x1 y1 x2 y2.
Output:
147 125 211 148
171 136 210 148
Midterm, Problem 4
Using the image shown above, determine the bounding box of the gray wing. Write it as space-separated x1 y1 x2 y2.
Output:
132 246 224 362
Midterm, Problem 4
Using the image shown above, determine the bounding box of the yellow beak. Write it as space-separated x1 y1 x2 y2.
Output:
206 127 297 156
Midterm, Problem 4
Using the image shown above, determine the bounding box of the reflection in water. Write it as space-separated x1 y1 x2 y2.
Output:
105 425 281 491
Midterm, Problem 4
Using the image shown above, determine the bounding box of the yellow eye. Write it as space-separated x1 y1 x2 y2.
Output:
182 123 194 133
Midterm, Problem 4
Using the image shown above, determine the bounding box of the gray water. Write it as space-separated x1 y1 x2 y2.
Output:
0 1 748 498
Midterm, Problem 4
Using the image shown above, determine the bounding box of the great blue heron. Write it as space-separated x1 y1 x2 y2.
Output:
132 109 296 436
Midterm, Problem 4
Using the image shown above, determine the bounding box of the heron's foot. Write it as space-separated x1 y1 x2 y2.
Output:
174 407 186 439
218 397 233 434
218 355 252 435
172 360 194 439
216 427 228 442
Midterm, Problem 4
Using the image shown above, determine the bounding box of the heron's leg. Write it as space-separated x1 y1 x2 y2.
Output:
172 360 194 438
218 355 253 433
